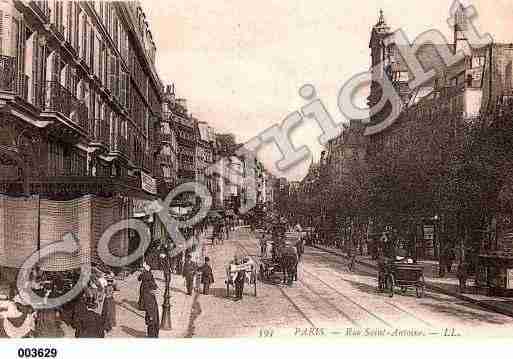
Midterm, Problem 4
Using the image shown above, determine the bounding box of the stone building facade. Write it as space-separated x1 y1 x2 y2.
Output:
365 7 513 293
0 1 164 278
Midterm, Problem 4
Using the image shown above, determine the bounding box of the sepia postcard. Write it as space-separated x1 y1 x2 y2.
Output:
1 0 513 354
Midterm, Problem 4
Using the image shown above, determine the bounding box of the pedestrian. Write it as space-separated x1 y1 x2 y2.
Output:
73 289 106 338
438 249 447 278
183 254 197 295
446 247 455 274
457 262 468 293
138 262 155 311
224 218 230 241
142 280 159 338
102 272 116 332
296 238 304 262
200 257 215 295
234 269 245 300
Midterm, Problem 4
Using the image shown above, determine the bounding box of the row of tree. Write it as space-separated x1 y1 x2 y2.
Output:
281 101 513 264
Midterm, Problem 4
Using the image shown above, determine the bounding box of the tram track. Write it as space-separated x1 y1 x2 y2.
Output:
235 233 393 328
233 237 318 328
300 268 393 328
235 234 386 329
304 249 435 328
235 231 436 330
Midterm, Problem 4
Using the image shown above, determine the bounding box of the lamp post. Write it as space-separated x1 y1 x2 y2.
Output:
159 247 172 330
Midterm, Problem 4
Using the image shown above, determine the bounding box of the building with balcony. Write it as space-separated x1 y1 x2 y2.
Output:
162 84 197 200
365 8 513 271
196 120 217 205
0 1 164 278
159 85 178 189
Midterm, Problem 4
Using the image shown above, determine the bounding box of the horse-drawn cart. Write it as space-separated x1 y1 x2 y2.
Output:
225 257 257 297
378 261 426 298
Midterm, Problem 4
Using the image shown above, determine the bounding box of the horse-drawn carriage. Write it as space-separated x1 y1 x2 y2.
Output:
225 256 257 297
377 259 426 298
259 232 300 284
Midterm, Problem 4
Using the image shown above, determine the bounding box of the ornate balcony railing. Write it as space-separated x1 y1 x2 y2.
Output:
44 81 89 133
142 153 154 172
160 133 175 144
179 162 195 172
0 56 16 92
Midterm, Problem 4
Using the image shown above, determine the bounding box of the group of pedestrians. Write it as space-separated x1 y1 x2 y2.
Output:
71 267 117 338
212 218 231 246
183 254 215 296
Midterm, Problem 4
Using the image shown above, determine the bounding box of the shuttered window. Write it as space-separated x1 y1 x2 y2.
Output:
73 3 80 51
0 11 3 55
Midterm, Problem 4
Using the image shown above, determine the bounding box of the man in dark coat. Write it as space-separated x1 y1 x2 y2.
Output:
182 254 197 295
234 269 245 300
138 263 155 310
142 280 159 338
200 257 215 295
73 290 105 338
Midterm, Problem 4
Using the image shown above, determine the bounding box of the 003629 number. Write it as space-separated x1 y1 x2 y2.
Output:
17 348 57 358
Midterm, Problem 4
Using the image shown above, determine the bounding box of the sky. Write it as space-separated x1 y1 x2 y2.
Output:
142 0 513 181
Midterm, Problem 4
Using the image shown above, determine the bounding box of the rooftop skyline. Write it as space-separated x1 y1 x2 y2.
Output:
143 0 513 181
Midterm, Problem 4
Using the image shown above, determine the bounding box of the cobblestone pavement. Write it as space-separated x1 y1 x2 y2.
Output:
187 229 513 339
52 228 513 338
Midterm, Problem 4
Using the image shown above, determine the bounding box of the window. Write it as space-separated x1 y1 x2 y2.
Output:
89 26 95 69
73 3 80 51
472 56 485 68
65 2 72 43
80 14 87 60
506 61 512 91
113 15 118 49
0 10 4 55
161 122 171 134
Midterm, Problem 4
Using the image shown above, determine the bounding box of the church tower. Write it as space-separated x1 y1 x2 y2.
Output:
367 9 392 125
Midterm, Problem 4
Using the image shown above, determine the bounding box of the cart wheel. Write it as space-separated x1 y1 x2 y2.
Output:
377 276 383 292
401 287 407 294
259 265 265 281
386 275 395 298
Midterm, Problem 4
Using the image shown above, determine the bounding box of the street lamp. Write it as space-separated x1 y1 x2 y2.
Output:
159 247 172 330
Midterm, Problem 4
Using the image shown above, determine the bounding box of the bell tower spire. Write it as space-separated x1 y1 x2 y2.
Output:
377 9 386 27
368 8 393 123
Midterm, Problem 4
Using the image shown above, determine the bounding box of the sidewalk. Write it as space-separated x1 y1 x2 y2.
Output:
59 230 212 338
311 244 513 318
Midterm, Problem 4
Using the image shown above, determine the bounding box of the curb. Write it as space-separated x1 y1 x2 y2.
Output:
310 245 513 319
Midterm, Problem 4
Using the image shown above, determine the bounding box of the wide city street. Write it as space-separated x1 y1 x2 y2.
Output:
184 228 513 338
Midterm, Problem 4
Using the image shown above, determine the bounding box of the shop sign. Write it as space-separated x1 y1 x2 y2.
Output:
141 172 157 194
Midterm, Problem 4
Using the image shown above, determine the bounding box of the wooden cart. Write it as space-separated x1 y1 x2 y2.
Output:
225 257 257 297
378 262 426 298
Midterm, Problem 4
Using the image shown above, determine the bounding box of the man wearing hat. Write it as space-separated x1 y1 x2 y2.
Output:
182 254 197 295
143 281 159 338
138 262 155 310
199 257 215 295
